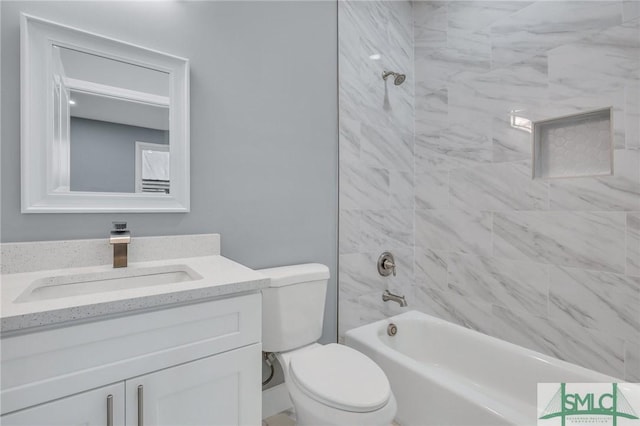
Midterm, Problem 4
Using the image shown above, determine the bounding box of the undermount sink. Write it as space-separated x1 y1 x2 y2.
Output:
15 264 203 303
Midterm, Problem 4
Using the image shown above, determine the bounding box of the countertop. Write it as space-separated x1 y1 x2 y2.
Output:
1 255 269 334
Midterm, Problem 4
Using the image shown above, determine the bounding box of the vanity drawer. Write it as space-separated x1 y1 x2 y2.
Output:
1 292 261 415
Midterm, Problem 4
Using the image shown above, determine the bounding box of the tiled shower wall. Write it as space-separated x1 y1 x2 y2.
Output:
338 0 415 336
339 0 640 381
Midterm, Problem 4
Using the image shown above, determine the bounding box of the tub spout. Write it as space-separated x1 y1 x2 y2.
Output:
382 290 407 307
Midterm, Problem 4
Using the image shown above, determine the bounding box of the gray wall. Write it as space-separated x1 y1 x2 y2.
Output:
1 1 338 342
70 118 169 193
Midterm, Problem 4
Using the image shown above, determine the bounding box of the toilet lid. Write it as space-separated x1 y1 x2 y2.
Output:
289 343 391 413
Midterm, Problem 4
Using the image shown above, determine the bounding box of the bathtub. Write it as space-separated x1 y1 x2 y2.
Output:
344 311 617 426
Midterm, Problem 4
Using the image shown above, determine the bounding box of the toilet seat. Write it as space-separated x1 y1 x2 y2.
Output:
289 343 391 413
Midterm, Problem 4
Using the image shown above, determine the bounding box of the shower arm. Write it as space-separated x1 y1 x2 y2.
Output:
382 70 396 80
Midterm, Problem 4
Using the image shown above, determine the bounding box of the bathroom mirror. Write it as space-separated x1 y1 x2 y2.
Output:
21 14 190 212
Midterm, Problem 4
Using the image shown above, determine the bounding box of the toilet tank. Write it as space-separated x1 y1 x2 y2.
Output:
258 263 330 353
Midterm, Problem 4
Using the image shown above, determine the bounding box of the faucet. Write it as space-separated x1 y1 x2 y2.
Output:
382 290 407 307
109 222 131 268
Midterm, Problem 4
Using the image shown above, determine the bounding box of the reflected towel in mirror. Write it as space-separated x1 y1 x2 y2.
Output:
142 150 170 181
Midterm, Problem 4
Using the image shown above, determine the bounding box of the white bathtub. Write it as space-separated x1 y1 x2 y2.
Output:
344 311 617 426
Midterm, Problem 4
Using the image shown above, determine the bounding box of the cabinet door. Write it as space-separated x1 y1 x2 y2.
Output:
126 343 261 426
1 382 125 426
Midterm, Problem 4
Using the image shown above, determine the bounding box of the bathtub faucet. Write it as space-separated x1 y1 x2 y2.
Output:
382 290 407 307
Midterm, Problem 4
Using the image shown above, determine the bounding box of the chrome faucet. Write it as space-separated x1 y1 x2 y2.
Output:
109 222 131 268
382 290 408 307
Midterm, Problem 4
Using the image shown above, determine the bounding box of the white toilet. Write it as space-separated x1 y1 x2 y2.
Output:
259 263 397 426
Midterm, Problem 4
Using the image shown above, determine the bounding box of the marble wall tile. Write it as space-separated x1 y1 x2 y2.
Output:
492 116 532 163
415 168 448 210
448 254 549 317
339 79 369 123
415 86 447 136
446 28 491 73
416 124 492 170
386 2 415 56
339 209 361 255
447 1 532 33
338 292 388 337
414 48 458 92
390 170 415 209
549 267 640 341
624 2 640 23
449 161 548 211
412 285 459 325
359 209 414 251
338 297 363 337
338 0 415 335
493 211 626 273
492 306 626 377
414 247 448 290
547 21 640 99
339 115 361 163
625 341 640 382
446 83 494 133
468 55 550 111
339 163 390 211
491 1 622 68
416 208 492 256
413 286 494 335
628 212 640 276
549 149 640 211
413 1 447 49
627 82 640 149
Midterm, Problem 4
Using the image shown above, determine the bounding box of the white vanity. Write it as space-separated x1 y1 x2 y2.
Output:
0 234 268 426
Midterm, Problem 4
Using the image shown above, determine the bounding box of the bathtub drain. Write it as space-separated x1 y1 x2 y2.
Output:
387 323 397 336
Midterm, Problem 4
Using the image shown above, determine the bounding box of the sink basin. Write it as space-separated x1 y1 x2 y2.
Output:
15 264 202 302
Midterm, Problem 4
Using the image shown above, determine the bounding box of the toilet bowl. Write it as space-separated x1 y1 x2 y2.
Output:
276 343 397 426
259 264 397 426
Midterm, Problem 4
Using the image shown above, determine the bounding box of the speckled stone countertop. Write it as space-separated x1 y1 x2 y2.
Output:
1 255 269 334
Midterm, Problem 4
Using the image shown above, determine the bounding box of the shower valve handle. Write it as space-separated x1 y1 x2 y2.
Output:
377 252 396 277
383 259 396 276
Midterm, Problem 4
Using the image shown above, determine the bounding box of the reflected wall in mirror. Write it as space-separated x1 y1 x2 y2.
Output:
22 14 189 212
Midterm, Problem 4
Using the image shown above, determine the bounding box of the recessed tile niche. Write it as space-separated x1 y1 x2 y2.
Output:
532 108 613 179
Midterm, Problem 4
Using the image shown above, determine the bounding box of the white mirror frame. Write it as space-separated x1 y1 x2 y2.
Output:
21 14 190 213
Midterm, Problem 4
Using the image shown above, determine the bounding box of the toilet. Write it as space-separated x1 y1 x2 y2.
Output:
259 263 397 426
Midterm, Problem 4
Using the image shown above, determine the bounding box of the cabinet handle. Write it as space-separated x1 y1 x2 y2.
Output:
106 394 113 426
137 385 144 426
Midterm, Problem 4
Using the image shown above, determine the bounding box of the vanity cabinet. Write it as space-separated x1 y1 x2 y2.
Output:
1 383 125 426
1 293 262 425
126 344 260 426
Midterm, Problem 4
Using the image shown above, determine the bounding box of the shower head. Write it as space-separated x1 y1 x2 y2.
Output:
394 73 406 85
382 70 406 86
